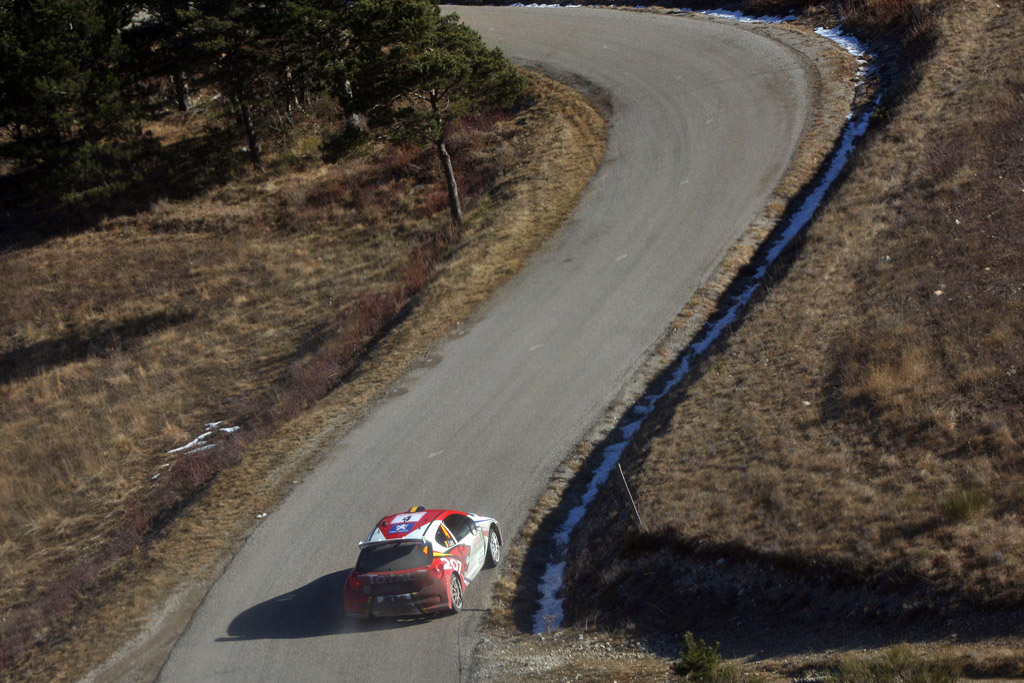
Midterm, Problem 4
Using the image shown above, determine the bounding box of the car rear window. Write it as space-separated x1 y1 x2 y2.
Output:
356 541 431 573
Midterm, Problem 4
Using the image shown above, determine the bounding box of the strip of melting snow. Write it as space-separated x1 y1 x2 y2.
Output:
152 422 239 481
675 7 798 24
532 19 877 634
154 421 239 479
166 420 240 455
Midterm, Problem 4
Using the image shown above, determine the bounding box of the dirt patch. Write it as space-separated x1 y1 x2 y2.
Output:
472 628 678 682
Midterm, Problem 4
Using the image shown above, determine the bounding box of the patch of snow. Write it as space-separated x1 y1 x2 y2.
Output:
167 432 211 454
816 26 868 59
816 26 873 79
166 421 239 456
675 7 797 23
533 561 567 633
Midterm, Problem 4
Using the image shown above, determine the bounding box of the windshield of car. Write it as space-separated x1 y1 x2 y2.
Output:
356 541 432 573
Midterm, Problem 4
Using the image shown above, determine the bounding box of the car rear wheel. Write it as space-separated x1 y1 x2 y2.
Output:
449 575 464 613
484 525 501 568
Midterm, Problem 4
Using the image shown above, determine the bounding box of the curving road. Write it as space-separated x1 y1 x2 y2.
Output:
156 6 814 682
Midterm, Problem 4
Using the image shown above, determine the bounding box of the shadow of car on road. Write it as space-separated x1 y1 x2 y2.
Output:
217 569 453 641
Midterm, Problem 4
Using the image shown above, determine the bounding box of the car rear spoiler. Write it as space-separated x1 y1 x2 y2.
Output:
357 538 427 549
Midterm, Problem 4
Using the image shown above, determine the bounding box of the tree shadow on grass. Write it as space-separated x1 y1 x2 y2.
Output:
565 528 1024 661
511 326 1024 665
147 127 244 203
1 126 244 252
217 570 442 641
1 309 195 386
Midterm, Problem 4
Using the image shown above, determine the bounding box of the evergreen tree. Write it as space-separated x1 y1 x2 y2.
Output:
273 0 351 110
170 0 350 171
343 0 525 225
125 0 198 112
0 0 142 196
174 0 275 169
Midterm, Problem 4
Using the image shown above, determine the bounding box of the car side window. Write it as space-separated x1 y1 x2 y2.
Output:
435 524 455 548
443 514 473 542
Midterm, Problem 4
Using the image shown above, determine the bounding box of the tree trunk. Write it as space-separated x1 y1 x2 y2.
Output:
431 91 462 226
436 134 462 226
171 72 192 112
343 79 366 133
239 100 262 170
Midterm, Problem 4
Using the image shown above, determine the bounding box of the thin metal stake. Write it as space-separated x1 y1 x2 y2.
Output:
618 463 647 532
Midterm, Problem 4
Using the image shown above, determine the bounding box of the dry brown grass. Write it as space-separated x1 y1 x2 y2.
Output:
0 135 491 565
0 72 606 681
546 0 1024 677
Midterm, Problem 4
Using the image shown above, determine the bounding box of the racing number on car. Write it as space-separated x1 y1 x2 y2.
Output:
440 557 463 575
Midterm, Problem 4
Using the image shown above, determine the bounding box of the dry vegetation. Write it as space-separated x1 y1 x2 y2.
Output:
615 0 1024 605
0 71 607 679
0 111 499 665
472 0 1024 681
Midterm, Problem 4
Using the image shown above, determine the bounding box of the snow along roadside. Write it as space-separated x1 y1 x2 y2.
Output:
530 14 877 634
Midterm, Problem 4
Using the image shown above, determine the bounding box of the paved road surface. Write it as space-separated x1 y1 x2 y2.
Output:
157 6 813 682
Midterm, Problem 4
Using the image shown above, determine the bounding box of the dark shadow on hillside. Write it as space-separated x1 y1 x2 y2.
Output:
144 127 244 202
510 294 1024 660
1 127 243 253
566 530 1024 660
0 309 195 385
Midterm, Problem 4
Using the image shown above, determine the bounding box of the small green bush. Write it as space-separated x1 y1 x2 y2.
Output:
672 631 738 682
940 486 992 523
830 643 961 682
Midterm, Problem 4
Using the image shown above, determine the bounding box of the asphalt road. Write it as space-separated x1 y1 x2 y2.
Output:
157 7 814 682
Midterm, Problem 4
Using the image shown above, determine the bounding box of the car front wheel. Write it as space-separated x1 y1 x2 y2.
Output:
484 525 501 568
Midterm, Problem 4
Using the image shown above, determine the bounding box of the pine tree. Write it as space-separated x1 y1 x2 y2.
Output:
273 0 351 111
168 0 351 171
0 0 142 195
342 0 525 225
125 0 198 112
173 0 276 169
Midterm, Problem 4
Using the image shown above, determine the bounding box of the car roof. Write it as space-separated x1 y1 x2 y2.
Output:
363 508 462 544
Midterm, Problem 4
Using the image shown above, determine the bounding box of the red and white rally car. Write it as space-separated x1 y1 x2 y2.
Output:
343 507 502 618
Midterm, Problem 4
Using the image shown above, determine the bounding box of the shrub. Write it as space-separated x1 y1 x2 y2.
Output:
839 0 936 47
940 487 992 523
672 632 738 682
829 643 961 682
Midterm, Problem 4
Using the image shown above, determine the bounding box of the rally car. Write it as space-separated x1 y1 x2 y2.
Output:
343 507 502 618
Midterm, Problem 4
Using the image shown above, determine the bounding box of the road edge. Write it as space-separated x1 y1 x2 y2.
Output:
469 13 867 680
